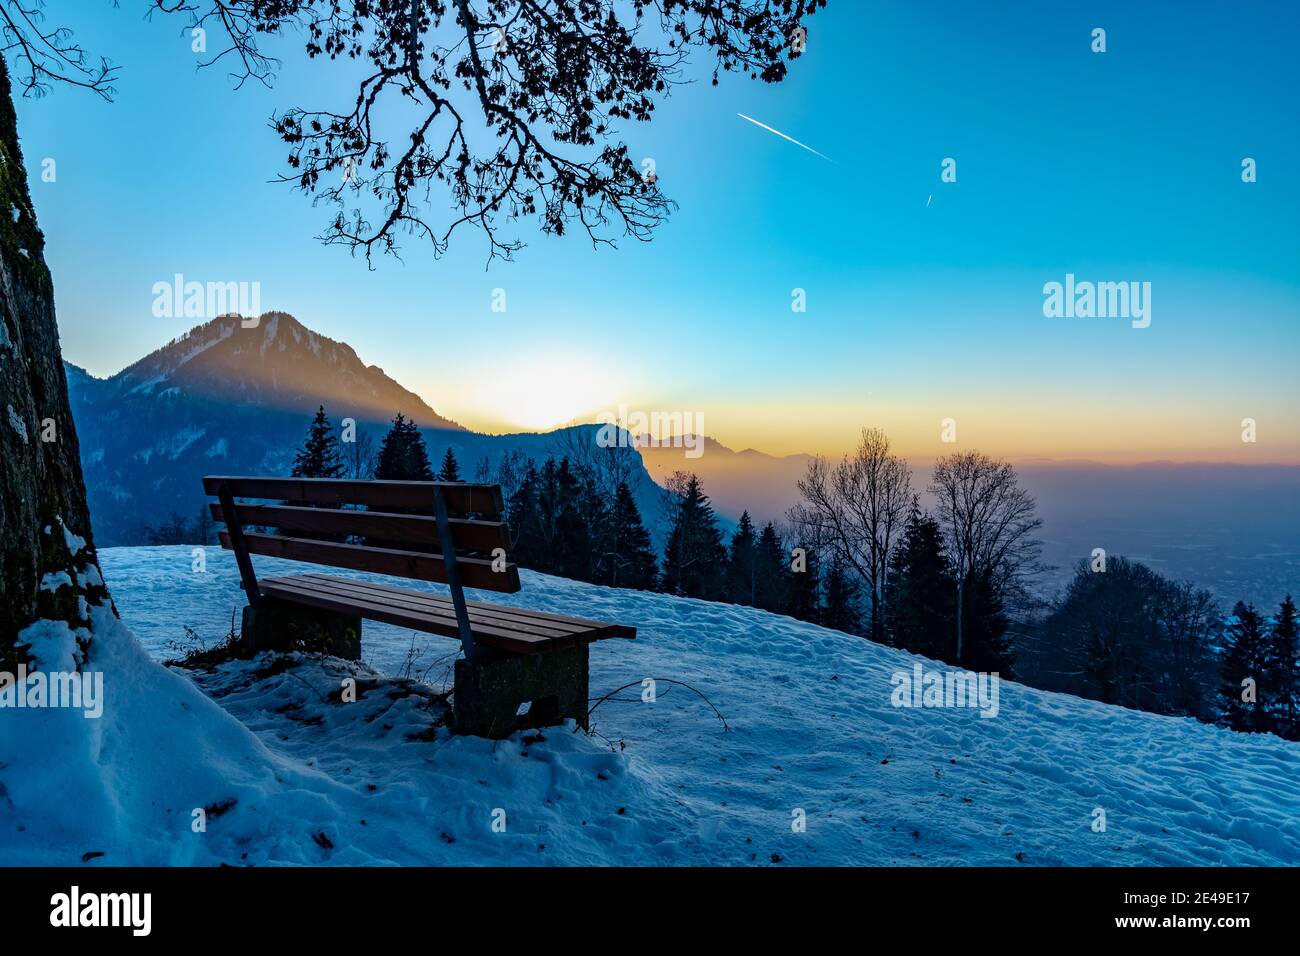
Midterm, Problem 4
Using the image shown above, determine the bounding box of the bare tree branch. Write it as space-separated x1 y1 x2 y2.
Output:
929 450 1044 662
788 428 911 643
0 0 120 100
148 0 825 265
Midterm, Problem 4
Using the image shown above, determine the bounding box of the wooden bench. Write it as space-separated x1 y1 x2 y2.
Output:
203 475 634 738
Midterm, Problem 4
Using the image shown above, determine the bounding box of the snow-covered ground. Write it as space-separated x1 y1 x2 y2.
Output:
2 544 1297 866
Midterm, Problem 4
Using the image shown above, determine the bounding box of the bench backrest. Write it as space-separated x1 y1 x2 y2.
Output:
202 476 521 595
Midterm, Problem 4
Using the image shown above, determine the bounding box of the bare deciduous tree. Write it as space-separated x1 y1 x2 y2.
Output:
928 451 1043 664
491 447 529 507
551 424 637 503
787 428 912 643
340 423 376 480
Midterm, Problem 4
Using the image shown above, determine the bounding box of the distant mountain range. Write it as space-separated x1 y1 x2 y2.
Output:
636 436 813 527
65 313 668 546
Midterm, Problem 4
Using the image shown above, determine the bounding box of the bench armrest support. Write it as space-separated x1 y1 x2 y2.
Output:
217 480 262 607
432 484 481 659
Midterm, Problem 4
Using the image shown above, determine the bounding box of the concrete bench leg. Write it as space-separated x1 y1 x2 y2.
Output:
453 644 589 739
241 599 362 661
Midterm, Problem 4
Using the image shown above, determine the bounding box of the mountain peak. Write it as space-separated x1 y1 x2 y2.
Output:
110 312 461 430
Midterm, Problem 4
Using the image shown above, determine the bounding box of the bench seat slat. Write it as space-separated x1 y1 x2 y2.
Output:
293 573 636 640
267 574 585 642
258 580 558 653
219 531 520 593
259 574 631 654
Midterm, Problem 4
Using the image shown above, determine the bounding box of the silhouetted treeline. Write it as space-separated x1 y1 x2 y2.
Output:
1018 559 1300 741
1218 595 1300 740
175 408 1300 742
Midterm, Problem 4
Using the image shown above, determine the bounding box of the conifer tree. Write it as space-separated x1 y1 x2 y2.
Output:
577 475 604 581
290 406 344 479
283 405 345 537
506 461 543 569
821 554 863 635
962 569 1015 676
373 413 434 481
601 482 658 589
1220 602 1273 733
660 475 727 600
884 502 957 659
437 446 462 482
515 457 593 579
529 458 564 574
553 460 596 581
753 521 788 614
1265 595 1299 739
728 511 757 605
786 542 821 624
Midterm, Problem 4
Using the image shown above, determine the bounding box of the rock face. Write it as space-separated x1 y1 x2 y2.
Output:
0 58 111 662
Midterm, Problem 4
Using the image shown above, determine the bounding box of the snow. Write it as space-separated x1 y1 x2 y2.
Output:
124 321 238 394
1 605 350 865
57 515 87 556
160 426 206 460
38 570 73 592
17 618 86 672
2 544 1297 867
127 375 165 395
77 564 104 589
261 315 280 351
164 321 237 372
7 403 27 443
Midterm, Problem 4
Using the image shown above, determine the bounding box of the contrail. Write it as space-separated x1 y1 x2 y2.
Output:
737 113 832 162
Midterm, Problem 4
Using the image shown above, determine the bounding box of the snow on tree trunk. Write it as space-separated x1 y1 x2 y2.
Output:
0 56 112 667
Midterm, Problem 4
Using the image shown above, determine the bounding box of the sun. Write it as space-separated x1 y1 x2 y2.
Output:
472 357 620 433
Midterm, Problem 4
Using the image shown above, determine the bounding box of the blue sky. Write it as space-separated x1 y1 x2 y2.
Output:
14 0 1299 460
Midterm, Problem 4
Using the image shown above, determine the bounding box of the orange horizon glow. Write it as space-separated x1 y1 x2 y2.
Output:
429 390 1300 467
437 409 1300 467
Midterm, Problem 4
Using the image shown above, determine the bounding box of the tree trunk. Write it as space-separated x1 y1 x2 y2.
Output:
955 576 964 666
0 56 111 667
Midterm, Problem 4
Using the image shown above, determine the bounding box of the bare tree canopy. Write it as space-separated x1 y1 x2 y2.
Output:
929 451 1043 589
788 427 911 642
146 0 826 264
928 450 1044 660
